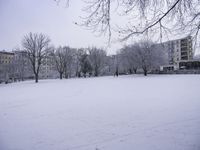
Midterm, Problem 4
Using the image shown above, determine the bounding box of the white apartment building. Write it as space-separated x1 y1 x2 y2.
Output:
160 36 194 71
164 36 193 65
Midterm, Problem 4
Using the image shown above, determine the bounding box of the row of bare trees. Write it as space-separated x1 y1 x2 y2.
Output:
52 46 76 79
20 32 111 82
52 46 108 79
0 32 167 83
118 41 167 76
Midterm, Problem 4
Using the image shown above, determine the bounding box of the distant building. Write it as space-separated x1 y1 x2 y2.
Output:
0 49 60 82
160 65 176 72
40 54 58 79
164 36 193 65
160 36 195 71
178 60 200 70
0 51 15 82
0 51 14 64
12 50 34 80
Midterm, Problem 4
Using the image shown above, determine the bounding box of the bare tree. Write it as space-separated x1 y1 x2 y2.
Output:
59 0 200 45
22 32 51 83
63 46 76 78
52 47 65 79
119 40 166 76
88 47 107 76
113 52 120 76
136 40 166 76
75 48 85 77
105 55 116 75
80 52 93 77
52 46 76 79
120 45 140 74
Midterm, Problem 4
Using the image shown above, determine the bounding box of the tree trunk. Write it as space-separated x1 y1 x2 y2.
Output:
116 67 119 77
95 68 98 76
143 69 147 76
35 73 39 83
115 71 118 77
78 72 81 78
59 72 63 79
94 72 98 77
129 69 133 74
133 68 137 74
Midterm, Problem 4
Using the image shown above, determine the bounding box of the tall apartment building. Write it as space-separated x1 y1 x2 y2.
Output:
160 36 196 71
164 36 193 65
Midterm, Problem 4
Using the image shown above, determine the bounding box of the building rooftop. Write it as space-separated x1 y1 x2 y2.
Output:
163 36 192 44
0 51 14 55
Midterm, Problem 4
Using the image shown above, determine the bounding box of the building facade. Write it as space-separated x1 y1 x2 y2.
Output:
0 51 15 82
40 54 58 79
12 50 34 80
160 36 194 71
0 51 14 64
164 36 193 65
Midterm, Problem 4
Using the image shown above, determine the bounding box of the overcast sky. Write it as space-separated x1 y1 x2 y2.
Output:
0 0 123 54
1 0 199 55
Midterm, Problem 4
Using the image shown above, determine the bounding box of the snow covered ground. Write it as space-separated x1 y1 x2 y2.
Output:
0 75 200 150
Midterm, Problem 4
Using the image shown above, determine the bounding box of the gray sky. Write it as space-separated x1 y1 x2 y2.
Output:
0 0 122 54
1 0 199 55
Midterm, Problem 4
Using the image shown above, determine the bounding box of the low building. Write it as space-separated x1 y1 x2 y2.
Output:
0 51 15 82
12 50 34 80
0 51 14 64
178 60 200 70
160 65 176 72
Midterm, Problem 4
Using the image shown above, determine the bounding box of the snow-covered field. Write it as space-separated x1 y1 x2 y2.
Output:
0 75 200 150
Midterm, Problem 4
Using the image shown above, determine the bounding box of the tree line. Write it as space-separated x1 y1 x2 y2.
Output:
0 32 167 83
